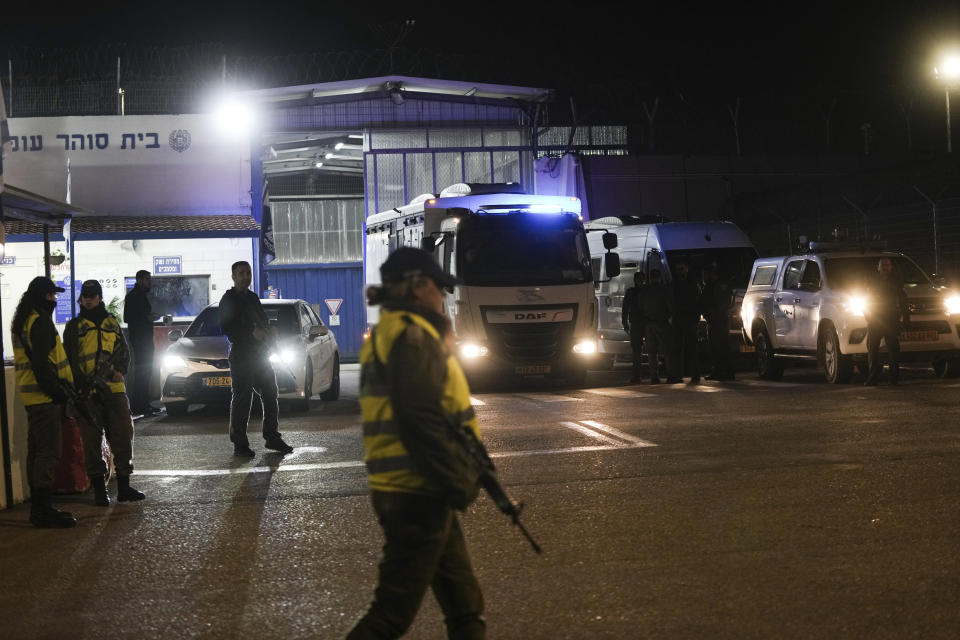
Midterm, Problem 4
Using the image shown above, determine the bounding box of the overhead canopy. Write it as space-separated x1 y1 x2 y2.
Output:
1 184 93 226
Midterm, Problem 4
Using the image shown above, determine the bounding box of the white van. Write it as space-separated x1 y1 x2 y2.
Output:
585 217 758 367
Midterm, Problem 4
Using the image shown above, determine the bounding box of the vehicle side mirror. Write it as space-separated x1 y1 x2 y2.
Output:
602 232 618 250
167 329 183 342
605 252 621 278
309 325 329 339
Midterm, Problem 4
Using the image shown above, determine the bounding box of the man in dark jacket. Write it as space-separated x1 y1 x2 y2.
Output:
672 262 702 383
219 261 293 457
701 264 735 381
864 257 909 385
637 269 680 384
124 270 160 416
621 271 647 383
10 277 77 528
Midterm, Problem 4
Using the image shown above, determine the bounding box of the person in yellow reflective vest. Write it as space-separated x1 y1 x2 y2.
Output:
346 247 485 640
63 280 144 506
10 277 78 528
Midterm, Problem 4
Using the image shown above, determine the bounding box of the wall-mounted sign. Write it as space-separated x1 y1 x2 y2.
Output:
1 257 15 265
324 299 343 315
153 256 182 275
55 279 81 323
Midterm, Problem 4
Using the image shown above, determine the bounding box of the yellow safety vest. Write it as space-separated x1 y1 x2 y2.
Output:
13 311 75 406
359 309 479 495
74 314 126 394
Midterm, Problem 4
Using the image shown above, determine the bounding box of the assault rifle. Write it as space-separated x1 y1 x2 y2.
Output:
79 355 116 399
452 422 542 554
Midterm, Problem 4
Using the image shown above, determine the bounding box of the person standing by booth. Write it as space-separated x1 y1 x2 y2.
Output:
124 270 160 416
64 280 145 506
11 277 78 528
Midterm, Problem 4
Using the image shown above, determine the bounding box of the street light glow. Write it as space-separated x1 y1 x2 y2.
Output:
211 94 256 138
935 54 960 82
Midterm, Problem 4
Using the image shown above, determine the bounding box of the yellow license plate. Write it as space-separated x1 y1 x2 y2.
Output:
515 365 551 375
741 345 756 352
900 330 938 342
203 376 232 387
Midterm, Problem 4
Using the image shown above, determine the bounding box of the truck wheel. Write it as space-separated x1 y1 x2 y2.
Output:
822 327 853 384
933 358 960 379
755 329 783 380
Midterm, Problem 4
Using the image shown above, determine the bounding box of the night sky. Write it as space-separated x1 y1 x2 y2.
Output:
2 2 960 97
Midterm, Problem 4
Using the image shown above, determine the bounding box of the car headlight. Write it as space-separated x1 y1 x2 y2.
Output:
572 339 597 355
163 354 187 370
269 350 296 364
945 295 960 315
843 294 869 317
460 343 489 359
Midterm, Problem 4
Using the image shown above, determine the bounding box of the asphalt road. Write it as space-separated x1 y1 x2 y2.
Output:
1 363 958 639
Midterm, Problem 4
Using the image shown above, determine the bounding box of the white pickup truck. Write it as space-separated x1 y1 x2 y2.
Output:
740 246 960 383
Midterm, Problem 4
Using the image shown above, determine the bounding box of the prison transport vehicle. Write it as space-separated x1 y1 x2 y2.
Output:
365 183 620 384
584 216 758 368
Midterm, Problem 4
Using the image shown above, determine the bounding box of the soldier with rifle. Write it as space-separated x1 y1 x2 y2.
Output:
347 247 539 640
11 277 79 528
64 280 145 506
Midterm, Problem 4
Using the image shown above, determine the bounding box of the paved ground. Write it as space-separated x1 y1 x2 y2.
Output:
1 363 959 639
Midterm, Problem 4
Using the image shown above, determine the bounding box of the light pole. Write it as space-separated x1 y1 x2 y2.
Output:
933 53 960 153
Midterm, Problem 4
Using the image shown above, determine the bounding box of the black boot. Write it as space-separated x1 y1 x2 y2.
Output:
117 475 145 502
29 488 78 528
90 475 110 506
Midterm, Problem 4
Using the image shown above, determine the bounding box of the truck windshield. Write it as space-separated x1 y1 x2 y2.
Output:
457 213 592 286
664 247 759 289
824 256 929 289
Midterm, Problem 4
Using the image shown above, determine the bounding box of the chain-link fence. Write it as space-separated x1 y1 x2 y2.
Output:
2 44 958 156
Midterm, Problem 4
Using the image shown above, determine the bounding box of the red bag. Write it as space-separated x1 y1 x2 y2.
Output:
51 417 89 494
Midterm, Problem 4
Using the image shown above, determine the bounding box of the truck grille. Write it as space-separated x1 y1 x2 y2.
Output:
908 298 942 314
480 304 578 364
906 320 952 334
188 357 230 369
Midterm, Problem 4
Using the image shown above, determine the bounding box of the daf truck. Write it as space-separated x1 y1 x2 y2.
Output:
365 183 619 384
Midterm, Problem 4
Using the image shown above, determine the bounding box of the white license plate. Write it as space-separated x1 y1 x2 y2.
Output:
515 365 551 375
900 330 938 342
203 376 232 387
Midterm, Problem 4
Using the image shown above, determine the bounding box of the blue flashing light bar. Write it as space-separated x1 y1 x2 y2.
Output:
426 193 582 216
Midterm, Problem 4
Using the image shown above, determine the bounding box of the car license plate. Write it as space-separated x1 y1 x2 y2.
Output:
203 376 232 387
900 330 938 342
515 365 551 375
741 344 756 352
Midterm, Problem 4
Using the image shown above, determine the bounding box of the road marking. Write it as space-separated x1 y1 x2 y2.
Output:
517 393 583 402
470 397 487 406
559 421 626 446
584 387 654 398
683 385 726 393
134 440 656 478
580 420 658 447
734 379 803 388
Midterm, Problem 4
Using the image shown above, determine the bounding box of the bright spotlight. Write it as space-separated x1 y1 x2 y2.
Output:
211 95 256 138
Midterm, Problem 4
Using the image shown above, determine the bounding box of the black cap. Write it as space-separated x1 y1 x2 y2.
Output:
79 279 103 300
27 276 65 296
381 247 460 290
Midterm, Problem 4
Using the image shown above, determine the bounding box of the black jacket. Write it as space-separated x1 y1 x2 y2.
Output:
219 287 269 352
123 285 154 345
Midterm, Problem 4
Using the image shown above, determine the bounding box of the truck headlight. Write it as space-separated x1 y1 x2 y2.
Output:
163 355 187 370
269 350 296 364
460 343 489 359
572 339 597 355
843 295 869 316
945 295 960 315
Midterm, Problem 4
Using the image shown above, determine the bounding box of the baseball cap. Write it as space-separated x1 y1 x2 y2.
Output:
381 247 460 291
27 276 65 296
79 279 103 299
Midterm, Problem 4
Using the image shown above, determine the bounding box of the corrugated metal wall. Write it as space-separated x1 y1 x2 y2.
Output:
264 263 365 361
